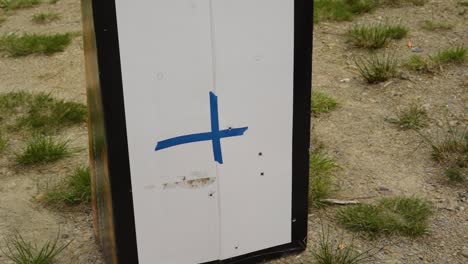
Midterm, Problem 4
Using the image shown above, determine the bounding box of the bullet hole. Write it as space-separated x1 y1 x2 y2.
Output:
260 172 265 176
258 152 263 156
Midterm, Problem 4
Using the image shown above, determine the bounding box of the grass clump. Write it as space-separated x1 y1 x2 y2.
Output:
314 0 378 23
312 226 378 264
2 232 70 264
406 55 430 72
44 166 91 205
0 33 72 56
382 0 426 6
15 136 70 165
338 197 433 237
32 12 60 24
388 103 428 130
0 133 7 152
312 91 338 115
355 54 398 83
0 0 41 10
421 125 467 183
309 151 338 208
406 47 466 72
421 20 453 31
0 91 87 133
430 46 466 65
348 24 408 49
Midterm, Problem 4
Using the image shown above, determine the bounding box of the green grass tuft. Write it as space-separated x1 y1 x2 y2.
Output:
355 54 398 83
0 91 87 133
0 133 7 152
15 136 70 165
338 197 433 237
389 103 428 130
421 20 453 31
0 33 72 56
0 0 41 10
312 226 378 264
44 166 91 205
406 55 430 72
309 151 339 208
314 0 378 23
383 0 426 6
444 167 466 183
348 24 408 49
430 46 466 65
427 126 467 181
32 12 60 24
312 91 338 115
1 231 70 264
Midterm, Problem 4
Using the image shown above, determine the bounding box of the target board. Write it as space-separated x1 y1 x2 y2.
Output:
82 1 313 263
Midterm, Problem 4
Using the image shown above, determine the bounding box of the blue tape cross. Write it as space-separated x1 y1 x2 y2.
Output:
155 91 248 164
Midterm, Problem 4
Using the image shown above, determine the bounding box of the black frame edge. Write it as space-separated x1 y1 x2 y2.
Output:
291 0 313 246
90 0 139 263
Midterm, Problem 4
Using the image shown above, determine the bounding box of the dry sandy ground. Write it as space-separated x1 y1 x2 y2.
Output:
0 0 467 263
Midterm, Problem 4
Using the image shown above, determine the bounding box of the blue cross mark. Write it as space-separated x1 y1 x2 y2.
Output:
155 91 248 164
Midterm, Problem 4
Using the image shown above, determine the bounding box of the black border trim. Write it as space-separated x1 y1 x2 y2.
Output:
88 0 313 263
90 0 139 263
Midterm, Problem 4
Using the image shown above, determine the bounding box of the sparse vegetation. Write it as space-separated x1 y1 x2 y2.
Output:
348 24 408 49
0 133 7 152
312 91 338 115
15 136 71 165
388 103 428 130
355 54 398 83
421 20 453 31
309 151 338 208
32 12 60 24
0 0 41 10
312 226 378 264
420 124 467 183
2 231 70 264
43 166 91 205
338 197 433 237
430 46 467 65
0 91 87 133
406 55 431 72
406 47 466 72
0 33 72 56
314 0 379 23
383 0 426 6
0 16 6 25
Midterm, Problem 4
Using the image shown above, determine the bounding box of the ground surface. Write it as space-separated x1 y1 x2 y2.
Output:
0 0 466 263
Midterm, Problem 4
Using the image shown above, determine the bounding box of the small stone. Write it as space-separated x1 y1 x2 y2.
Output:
62 234 70 239
411 47 424 53
340 78 351 83
449 120 458 126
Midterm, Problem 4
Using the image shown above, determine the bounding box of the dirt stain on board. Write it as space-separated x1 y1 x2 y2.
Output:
163 176 216 190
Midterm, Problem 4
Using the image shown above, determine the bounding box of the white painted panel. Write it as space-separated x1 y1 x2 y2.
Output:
115 0 295 262
212 0 295 259
114 1 220 263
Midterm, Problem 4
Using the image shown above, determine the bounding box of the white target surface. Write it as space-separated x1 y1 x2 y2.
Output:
114 1 295 263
